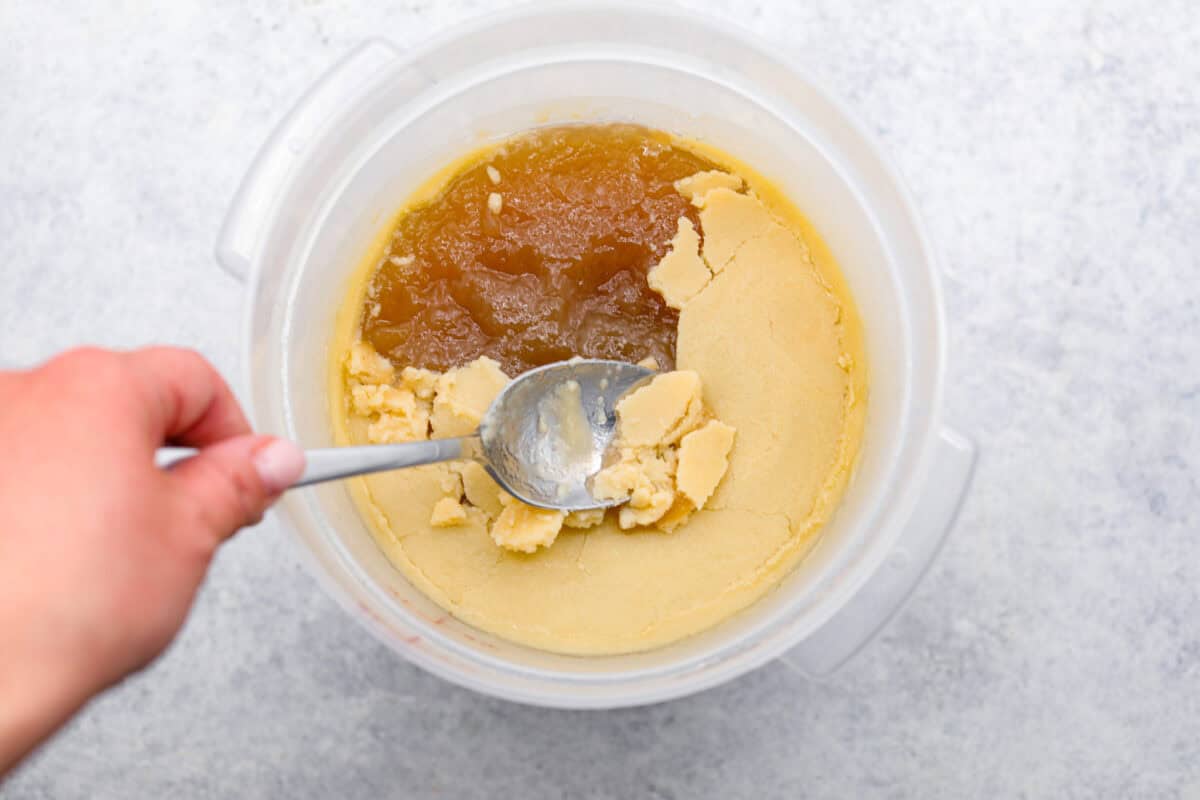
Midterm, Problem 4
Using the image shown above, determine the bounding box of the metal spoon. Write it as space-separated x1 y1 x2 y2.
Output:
159 359 653 512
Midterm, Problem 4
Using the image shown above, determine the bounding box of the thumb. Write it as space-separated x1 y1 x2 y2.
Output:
168 435 305 538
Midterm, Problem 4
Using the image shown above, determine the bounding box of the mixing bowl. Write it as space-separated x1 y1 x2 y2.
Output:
216 2 976 708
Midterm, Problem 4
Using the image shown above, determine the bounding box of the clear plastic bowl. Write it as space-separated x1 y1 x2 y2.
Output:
216 2 976 708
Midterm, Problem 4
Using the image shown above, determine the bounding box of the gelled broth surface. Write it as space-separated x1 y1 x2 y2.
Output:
361 124 718 376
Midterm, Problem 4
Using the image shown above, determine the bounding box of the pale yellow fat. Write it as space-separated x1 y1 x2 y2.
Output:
609 370 702 448
674 169 744 204
328 142 868 656
430 357 508 438
675 420 737 508
647 217 710 309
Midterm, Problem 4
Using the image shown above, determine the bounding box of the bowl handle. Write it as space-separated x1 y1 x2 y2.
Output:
214 40 401 282
782 426 977 677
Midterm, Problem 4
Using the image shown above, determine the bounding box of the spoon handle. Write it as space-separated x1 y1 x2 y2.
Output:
156 436 478 489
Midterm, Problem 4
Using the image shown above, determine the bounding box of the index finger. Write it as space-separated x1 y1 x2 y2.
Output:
124 347 252 446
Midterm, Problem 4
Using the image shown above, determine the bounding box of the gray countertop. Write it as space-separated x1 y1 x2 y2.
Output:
3 1 1198 797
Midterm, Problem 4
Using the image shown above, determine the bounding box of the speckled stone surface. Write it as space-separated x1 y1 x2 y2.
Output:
2 1 1198 797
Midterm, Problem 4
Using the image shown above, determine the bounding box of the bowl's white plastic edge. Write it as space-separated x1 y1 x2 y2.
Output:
780 426 977 677
215 40 402 281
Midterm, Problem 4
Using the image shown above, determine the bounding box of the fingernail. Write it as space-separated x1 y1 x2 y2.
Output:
253 438 306 493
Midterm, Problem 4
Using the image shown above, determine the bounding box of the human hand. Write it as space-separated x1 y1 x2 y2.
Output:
0 347 304 775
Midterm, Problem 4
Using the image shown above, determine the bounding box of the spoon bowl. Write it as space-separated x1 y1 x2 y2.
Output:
478 359 654 511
